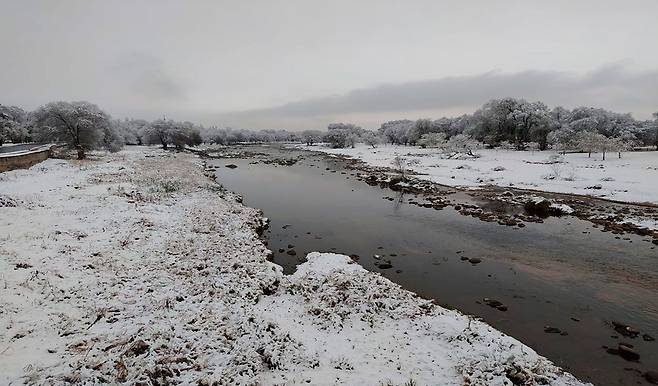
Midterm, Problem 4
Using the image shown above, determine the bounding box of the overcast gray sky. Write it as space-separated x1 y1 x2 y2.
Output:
1 0 657 129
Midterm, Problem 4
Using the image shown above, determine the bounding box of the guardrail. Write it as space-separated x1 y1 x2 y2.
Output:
0 145 55 173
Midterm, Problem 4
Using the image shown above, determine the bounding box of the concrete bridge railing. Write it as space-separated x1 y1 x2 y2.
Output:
0 145 54 173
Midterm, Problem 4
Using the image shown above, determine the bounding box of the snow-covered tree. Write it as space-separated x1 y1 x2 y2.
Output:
144 119 175 149
417 132 447 148
324 123 362 148
324 129 347 148
144 119 201 150
508 101 550 150
445 134 479 156
32 101 116 159
361 131 381 148
103 123 125 153
116 118 150 145
407 118 432 144
301 130 323 146
0 105 28 146
547 127 577 154
642 112 658 150
607 136 632 159
575 131 603 158
379 120 414 145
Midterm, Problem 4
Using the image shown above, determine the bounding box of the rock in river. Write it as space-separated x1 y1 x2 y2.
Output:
645 370 658 384
612 321 640 338
617 343 640 361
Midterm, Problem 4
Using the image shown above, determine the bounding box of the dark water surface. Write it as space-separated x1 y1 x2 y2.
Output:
212 146 657 386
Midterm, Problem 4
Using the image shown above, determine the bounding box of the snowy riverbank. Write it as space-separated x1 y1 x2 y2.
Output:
0 147 586 385
298 144 658 206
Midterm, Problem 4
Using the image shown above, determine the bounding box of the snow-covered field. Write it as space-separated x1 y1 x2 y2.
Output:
299 144 658 205
0 147 586 385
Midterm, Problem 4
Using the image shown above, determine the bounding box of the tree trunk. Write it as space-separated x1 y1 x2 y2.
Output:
76 145 85 160
602 150 606 161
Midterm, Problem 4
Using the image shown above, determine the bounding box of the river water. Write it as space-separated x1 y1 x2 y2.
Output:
211 145 657 385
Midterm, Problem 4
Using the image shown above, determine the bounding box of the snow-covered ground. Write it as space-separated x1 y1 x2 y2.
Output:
0 147 586 385
299 144 658 205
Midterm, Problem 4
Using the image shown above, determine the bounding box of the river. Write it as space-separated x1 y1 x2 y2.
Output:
210 145 657 386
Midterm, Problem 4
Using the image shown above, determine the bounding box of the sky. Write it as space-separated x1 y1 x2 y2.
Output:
1 0 657 130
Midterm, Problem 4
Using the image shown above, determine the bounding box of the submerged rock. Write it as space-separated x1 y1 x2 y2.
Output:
617 343 640 361
612 321 640 338
376 262 393 269
483 298 507 311
645 371 658 384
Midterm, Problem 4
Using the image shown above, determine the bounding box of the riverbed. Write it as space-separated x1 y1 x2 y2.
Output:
210 145 657 386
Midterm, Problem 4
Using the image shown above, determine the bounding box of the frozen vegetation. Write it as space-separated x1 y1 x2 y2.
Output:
300 143 658 207
0 147 587 385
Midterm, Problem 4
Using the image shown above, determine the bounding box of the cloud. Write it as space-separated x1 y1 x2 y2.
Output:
214 64 658 129
108 52 185 102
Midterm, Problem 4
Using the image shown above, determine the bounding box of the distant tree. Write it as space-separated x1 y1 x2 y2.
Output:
508 101 550 150
607 136 634 159
646 112 658 150
301 130 323 146
324 129 348 148
417 132 447 148
407 118 432 144
575 131 602 158
547 127 576 154
144 119 175 149
596 135 613 161
379 120 414 145
102 123 124 153
117 118 150 145
361 131 380 148
174 121 203 149
0 105 28 146
32 101 115 159
431 117 460 138
445 134 479 156
324 123 362 148
144 119 202 150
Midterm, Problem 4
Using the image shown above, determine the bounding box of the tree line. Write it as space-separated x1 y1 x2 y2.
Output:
0 102 201 159
364 98 657 153
1 97 657 159
0 101 306 159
